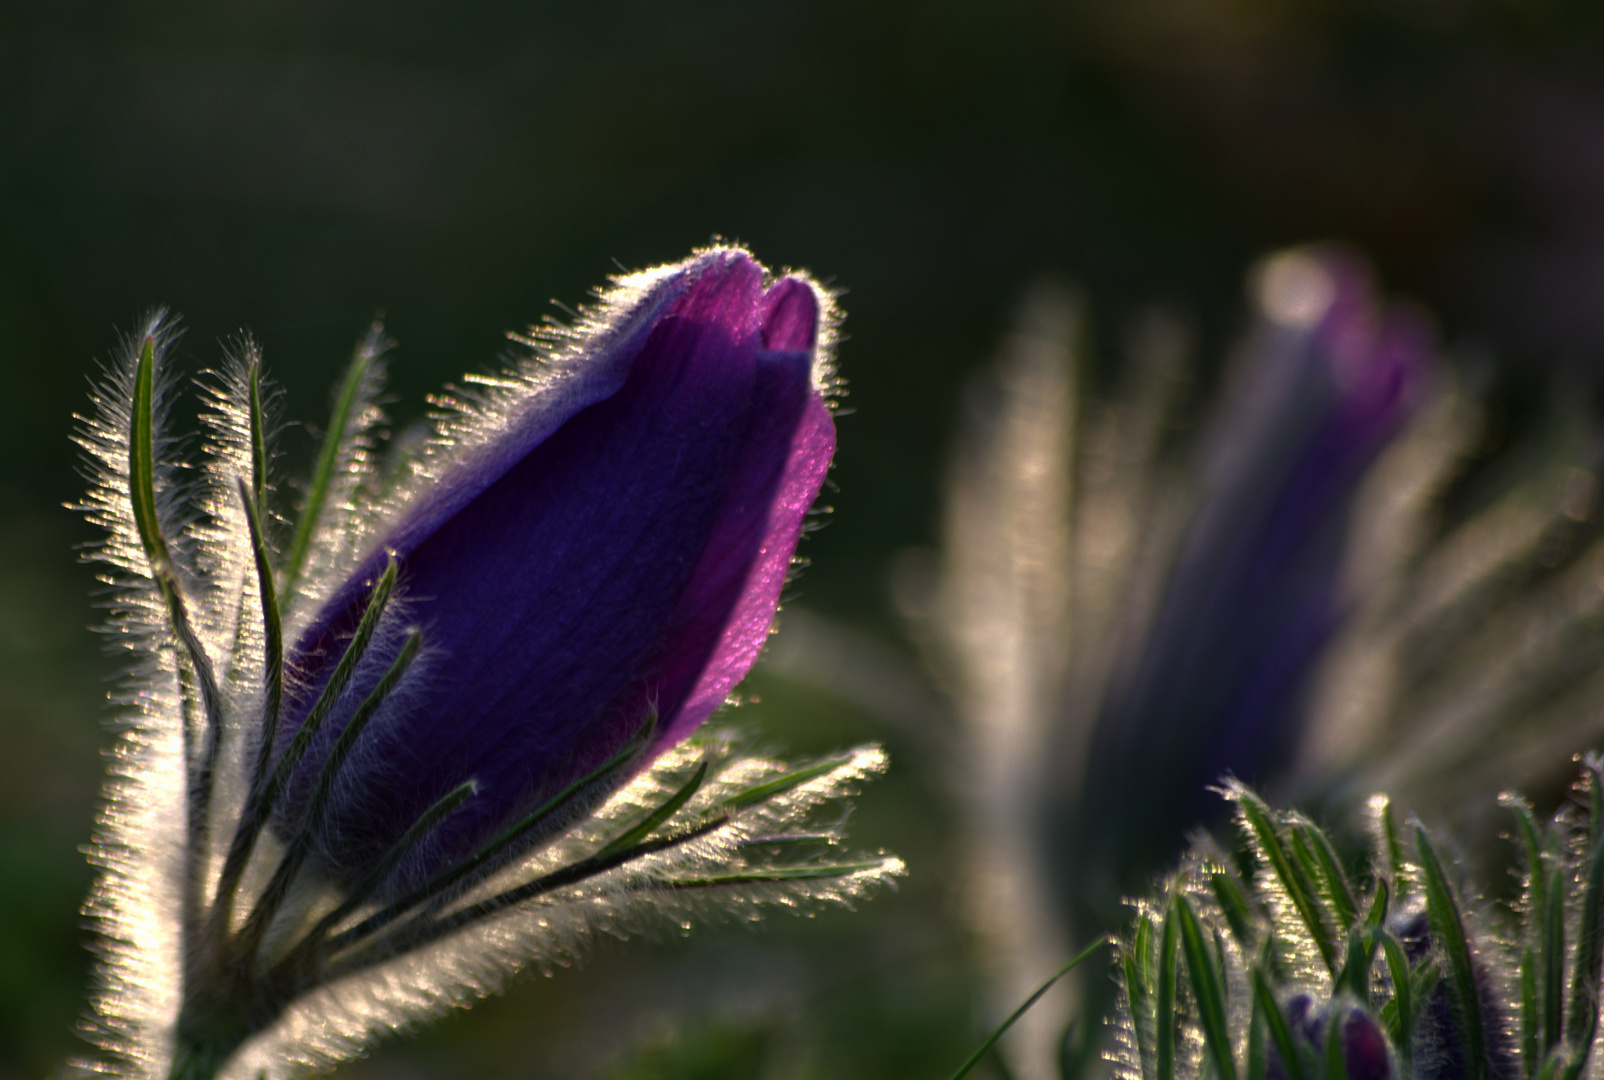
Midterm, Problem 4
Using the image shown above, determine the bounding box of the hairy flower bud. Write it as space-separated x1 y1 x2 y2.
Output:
274 248 838 894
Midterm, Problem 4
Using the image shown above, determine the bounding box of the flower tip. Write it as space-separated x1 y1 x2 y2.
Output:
759 277 820 353
1254 247 1343 329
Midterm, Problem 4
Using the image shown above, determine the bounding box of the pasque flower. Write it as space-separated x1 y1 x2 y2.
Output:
74 247 902 1080
1071 247 1431 917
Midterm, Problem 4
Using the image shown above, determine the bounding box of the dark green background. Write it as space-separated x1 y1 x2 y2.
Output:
3 2 1602 1076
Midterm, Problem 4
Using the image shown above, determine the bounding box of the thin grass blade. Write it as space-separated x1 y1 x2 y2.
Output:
280 333 380 600
598 759 708 857
1129 916 1157 1080
1176 894 1238 1080
1213 871 1258 949
1376 930 1413 1067
1158 905 1179 1080
946 939 1108 1080
1253 968 1307 1080
1544 866 1564 1057
1234 786 1337 974
1300 820 1359 931
1416 825 1486 1080
719 753 856 811
1523 948 1540 1078
1562 760 1604 1080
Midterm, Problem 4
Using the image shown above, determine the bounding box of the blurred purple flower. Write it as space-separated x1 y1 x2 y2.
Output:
1073 247 1432 902
274 249 838 893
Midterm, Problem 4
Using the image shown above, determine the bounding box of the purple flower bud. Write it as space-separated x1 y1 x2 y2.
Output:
1266 997 1392 1080
1343 1006 1392 1080
273 249 837 893
1389 906 1517 1080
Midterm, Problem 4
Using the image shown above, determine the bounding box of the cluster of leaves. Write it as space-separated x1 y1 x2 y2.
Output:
1114 762 1604 1080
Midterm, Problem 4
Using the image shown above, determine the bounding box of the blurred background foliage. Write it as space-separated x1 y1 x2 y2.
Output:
5 1 1604 1077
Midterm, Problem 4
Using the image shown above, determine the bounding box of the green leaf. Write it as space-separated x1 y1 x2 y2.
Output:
1252 968 1306 1080
1562 760 1604 1080
1134 914 1158 1004
946 939 1108 1080
336 815 737 974
1504 791 1564 1069
1234 786 1337 975
719 754 855 811
1543 866 1565 1059
328 779 477 921
599 760 709 857
239 629 423 959
247 357 269 516
1326 1001 1349 1080
129 336 172 573
1247 976 1267 1080
1364 878 1390 937
1212 871 1258 948
1523 948 1540 1079
667 862 896 888
205 479 286 923
1128 914 1160 1080
1415 825 1486 1080
1506 795 1548 937
1158 905 1180 1080
129 330 226 929
1376 930 1414 1069
1296 819 1359 932
735 832 840 848
1373 795 1407 903
273 778 478 979
1338 930 1378 1009
1176 894 1238 1080
280 333 379 601
1332 879 1389 1010
326 709 658 953
215 559 399 920
1212 925 1232 1020
1128 922 1156 1080
1413 961 1441 1003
